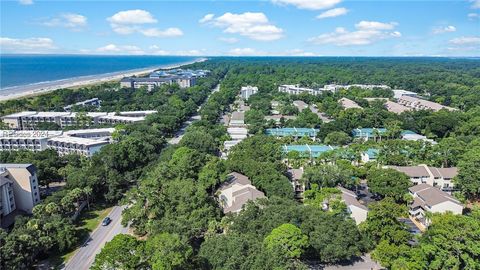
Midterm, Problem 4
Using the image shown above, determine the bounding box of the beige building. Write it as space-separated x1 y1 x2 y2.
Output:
408 184 463 227
338 187 368 225
384 100 411 114
217 172 265 214
396 96 456 112
0 164 40 218
339 97 362 110
287 168 305 201
388 165 457 192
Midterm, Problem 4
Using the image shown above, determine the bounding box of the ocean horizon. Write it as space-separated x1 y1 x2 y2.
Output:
0 55 200 90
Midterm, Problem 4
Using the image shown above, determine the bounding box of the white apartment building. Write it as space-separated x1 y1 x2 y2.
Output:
392 89 418 99
408 183 463 227
279 85 326 96
0 128 115 157
120 76 196 91
63 98 102 112
2 111 156 130
0 164 40 215
388 165 458 192
240 86 258 100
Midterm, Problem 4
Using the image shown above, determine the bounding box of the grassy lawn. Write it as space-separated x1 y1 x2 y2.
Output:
46 203 113 269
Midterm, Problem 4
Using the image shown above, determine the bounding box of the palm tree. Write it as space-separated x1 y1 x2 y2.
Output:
84 186 93 210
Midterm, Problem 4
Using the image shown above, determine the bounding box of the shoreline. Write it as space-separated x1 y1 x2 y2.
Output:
0 57 208 102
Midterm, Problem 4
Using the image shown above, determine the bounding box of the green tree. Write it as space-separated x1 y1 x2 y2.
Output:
264 223 308 259
367 168 411 202
455 146 480 199
324 131 352 146
91 234 145 270
144 233 192 270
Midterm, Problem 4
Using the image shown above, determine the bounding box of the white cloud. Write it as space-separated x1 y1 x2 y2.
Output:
219 37 239 43
139 27 183 37
468 13 479 19
107 10 182 38
309 21 401 46
471 0 480 9
200 12 284 41
316 7 348 19
42 13 87 30
272 0 341 10
283 49 320 56
107 10 157 25
199 14 214 23
0 37 56 53
228 48 264 56
19 0 33 5
432 25 456 34
449 36 480 45
96 44 145 55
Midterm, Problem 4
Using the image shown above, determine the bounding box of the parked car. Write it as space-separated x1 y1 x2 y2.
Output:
102 217 112 226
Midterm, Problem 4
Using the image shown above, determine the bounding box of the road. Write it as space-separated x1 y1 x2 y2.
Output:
63 205 128 270
168 83 220 145
62 83 221 269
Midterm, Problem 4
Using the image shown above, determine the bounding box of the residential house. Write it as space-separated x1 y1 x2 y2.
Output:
338 187 368 225
217 172 265 214
388 165 458 192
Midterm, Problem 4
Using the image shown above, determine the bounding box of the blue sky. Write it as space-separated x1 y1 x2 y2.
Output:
1 0 479 56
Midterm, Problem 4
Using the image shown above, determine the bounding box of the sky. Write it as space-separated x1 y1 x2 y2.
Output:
0 0 479 56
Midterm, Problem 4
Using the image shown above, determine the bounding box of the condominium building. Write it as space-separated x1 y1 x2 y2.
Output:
121 69 205 91
0 128 115 157
388 165 458 191
325 84 390 91
2 111 155 130
396 96 456 112
282 144 337 159
384 100 411 114
240 86 258 100
63 98 102 112
265 127 318 138
0 164 40 215
217 172 265 214
287 168 304 201
279 85 326 96
339 97 362 110
264 115 297 124
352 128 434 143
0 130 63 151
229 111 245 126
408 184 463 227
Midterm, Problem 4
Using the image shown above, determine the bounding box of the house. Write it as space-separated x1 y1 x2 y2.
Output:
0 164 40 227
292 100 309 111
222 140 242 159
240 86 258 100
408 183 463 227
217 172 265 214
339 98 362 110
396 95 456 112
265 128 318 139
287 168 304 200
338 187 368 225
282 144 337 159
361 148 379 163
388 165 458 192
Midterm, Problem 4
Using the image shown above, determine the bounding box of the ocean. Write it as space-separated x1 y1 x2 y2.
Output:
0 55 199 90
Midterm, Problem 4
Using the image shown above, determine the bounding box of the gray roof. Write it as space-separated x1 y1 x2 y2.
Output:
430 167 458 179
230 111 245 121
293 100 308 111
218 172 251 192
0 164 36 175
409 183 461 207
288 168 303 181
224 187 265 213
389 166 429 177
338 186 368 210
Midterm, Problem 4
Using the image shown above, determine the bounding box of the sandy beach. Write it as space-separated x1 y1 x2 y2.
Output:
0 57 208 102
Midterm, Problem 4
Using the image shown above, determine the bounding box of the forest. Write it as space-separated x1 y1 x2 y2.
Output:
1 57 480 269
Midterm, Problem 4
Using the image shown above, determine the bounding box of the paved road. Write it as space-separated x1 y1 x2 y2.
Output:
168 83 220 145
63 205 128 270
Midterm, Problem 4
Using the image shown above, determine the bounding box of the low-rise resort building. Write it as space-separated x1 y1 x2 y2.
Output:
265 128 318 139
388 165 458 192
282 144 337 159
240 86 258 100
217 172 265 214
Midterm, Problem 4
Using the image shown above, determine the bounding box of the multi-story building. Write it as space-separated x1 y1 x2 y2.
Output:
282 144 337 159
384 100 411 114
352 128 435 143
287 168 305 201
63 98 102 112
217 172 265 214
265 127 318 139
408 183 463 227
229 111 245 127
122 68 207 91
0 174 16 221
279 85 326 96
388 165 458 192
0 164 40 214
2 111 156 130
0 130 63 151
240 86 258 100
0 128 115 157
392 89 418 99
396 95 456 112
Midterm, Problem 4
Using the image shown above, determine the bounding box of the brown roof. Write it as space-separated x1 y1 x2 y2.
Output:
288 168 303 181
339 98 362 110
433 167 458 179
409 183 461 207
385 100 411 114
224 188 265 213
